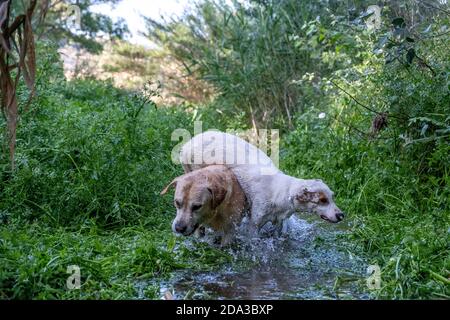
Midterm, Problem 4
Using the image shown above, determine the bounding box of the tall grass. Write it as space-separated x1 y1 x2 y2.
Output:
281 109 449 299
0 45 232 298
147 0 357 127
146 0 448 129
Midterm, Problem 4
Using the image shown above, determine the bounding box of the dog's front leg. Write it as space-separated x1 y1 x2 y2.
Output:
274 221 284 236
247 204 268 237
273 218 290 237
245 220 259 237
220 228 235 247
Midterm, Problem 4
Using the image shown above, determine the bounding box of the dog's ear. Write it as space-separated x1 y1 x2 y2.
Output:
160 178 178 195
296 188 320 203
207 183 227 209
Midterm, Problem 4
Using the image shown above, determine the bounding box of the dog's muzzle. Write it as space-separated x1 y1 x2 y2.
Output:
175 222 200 236
320 212 344 223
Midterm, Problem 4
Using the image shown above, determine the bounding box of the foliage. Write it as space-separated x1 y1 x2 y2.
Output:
281 108 449 299
106 40 215 103
0 221 233 299
146 0 449 131
11 0 129 53
0 0 38 170
146 0 369 127
281 8 449 298
1 73 189 228
0 45 230 299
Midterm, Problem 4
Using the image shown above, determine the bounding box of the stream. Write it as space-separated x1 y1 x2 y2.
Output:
140 215 370 300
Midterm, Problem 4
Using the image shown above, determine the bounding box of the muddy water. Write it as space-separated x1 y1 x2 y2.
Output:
149 215 369 300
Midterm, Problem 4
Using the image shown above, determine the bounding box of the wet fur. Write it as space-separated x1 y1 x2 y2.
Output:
180 131 343 233
161 165 246 246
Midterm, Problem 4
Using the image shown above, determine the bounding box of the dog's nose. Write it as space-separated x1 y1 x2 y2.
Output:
335 212 345 221
175 223 187 234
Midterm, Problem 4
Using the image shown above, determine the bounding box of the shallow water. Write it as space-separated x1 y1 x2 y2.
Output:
141 215 369 300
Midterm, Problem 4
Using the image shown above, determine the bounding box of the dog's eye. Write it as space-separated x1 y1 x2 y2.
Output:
175 200 182 208
319 197 328 204
191 204 202 211
318 192 329 204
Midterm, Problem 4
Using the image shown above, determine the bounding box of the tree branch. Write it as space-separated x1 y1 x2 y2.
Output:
330 80 407 121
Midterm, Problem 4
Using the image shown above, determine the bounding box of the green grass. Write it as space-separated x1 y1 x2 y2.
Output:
0 222 233 299
0 78 233 299
281 111 450 299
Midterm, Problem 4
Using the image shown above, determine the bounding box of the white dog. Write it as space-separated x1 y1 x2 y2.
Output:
180 131 344 234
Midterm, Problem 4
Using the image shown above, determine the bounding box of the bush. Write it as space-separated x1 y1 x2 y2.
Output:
0 42 197 228
281 108 449 298
0 45 230 299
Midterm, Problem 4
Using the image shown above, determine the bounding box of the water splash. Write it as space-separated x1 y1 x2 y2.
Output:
138 215 369 300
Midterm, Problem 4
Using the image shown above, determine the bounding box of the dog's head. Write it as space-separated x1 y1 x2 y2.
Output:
160 171 228 236
292 179 344 223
